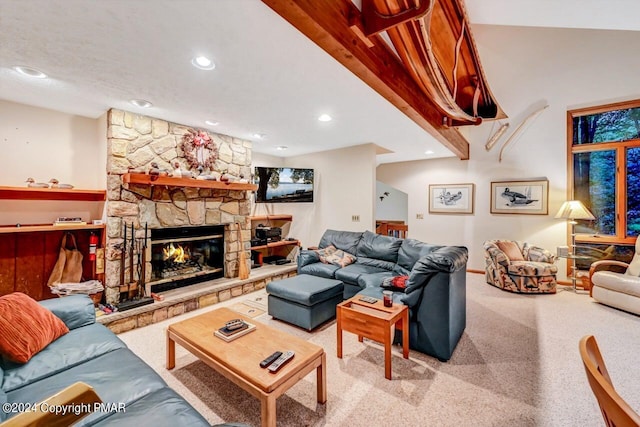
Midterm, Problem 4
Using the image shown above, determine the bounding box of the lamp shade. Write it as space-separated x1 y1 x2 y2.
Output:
555 200 596 220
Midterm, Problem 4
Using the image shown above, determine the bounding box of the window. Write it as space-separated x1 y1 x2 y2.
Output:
568 99 640 247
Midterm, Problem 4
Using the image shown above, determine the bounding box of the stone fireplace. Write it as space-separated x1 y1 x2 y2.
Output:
104 109 252 305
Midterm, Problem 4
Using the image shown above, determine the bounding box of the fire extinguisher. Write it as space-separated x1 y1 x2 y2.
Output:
89 233 98 261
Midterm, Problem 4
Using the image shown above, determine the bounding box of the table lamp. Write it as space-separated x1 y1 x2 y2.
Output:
555 200 595 254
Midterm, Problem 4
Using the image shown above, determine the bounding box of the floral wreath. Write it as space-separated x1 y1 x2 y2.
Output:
180 128 218 170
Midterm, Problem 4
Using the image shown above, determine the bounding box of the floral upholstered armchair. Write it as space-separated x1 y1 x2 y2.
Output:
483 240 557 293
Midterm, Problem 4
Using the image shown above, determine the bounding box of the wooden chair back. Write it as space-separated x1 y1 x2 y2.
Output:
579 335 640 427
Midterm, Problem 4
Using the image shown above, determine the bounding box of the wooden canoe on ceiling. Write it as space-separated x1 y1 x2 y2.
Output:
366 0 506 126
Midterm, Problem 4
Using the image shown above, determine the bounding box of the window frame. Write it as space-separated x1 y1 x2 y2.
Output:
567 98 640 245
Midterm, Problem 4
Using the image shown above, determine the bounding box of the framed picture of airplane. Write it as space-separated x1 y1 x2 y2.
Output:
429 183 475 214
490 179 549 214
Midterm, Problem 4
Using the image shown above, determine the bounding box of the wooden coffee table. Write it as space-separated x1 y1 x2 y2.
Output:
166 307 326 427
336 295 409 380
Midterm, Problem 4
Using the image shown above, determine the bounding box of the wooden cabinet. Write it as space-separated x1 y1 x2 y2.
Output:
0 186 106 300
249 215 300 265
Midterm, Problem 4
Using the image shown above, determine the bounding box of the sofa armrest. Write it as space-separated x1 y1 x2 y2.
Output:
39 294 96 330
297 249 320 269
589 260 629 279
403 246 468 298
525 245 556 263
0 382 101 427
589 260 630 297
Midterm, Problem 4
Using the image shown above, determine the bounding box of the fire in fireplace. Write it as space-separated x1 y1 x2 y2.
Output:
150 225 224 293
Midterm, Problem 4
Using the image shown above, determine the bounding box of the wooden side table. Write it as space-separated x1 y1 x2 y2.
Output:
336 296 409 380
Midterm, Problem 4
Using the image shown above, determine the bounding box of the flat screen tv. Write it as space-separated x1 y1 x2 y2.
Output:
254 167 314 203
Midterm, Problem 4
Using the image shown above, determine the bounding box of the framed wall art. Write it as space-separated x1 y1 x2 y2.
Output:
490 179 549 214
428 183 475 214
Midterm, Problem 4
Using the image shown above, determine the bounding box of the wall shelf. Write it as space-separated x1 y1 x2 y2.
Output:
0 224 105 234
122 173 258 191
0 186 106 201
250 239 300 250
249 214 293 222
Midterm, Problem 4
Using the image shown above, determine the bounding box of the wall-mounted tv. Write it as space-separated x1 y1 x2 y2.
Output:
254 167 314 203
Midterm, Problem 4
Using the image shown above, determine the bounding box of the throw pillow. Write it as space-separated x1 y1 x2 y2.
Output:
316 245 356 267
496 241 525 261
0 292 69 363
381 275 409 292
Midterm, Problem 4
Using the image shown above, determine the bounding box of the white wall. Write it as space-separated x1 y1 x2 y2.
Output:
378 25 640 275
376 181 408 222
252 144 377 247
0 100 106 225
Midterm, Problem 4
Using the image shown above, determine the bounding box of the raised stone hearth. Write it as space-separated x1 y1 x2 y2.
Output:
104 109 253 305
99 264 297 334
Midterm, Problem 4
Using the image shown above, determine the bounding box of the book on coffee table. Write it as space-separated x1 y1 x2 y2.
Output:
214 321 256 342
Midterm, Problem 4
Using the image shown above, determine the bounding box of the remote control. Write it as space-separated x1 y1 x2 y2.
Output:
359 296 377 304
267 350 295 373
260 351 283 368
225 319 245 331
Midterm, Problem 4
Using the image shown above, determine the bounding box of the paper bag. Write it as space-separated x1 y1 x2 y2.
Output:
47 233 84 287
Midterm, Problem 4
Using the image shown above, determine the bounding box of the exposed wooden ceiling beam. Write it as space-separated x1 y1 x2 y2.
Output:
261 0 470 160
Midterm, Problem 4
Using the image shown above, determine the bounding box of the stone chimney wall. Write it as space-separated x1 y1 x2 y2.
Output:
104 109 252 304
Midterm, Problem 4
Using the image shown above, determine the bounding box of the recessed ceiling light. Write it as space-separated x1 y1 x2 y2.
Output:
318 114 332 122
424 150 434 155
205 120 219 126
253 133 266 139
276 146 288 151
130 99 152 108
191 56 215 70
12 66 47 79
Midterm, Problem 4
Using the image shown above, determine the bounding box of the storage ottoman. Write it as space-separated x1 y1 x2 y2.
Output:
266 274 344 330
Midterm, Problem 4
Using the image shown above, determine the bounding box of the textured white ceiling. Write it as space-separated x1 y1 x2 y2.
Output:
1 0 638 164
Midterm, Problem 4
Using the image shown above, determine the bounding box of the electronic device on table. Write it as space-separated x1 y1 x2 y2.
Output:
214 319 256 342
255 225 282 242
267 351 295 372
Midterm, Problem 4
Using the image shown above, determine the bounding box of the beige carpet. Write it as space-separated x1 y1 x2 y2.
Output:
119 275 640 427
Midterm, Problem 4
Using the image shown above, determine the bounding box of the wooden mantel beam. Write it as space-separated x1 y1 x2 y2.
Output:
261 0 470 160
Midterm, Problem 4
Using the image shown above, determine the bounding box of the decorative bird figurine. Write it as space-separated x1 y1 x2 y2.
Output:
148 162 168 177
25 178 50 188
48 179 74 189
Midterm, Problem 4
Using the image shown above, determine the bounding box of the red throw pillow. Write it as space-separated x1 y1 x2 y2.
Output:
0 293 69 363
381 275 409 292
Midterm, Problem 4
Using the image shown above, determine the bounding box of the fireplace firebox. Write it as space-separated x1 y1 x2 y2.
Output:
149 225 224 293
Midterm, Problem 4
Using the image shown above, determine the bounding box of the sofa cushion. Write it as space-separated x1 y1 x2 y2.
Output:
318 229 363 255
357 256 396 271
5 348 168 426
299 261 341 278
0 293 69 364
593 271 640 298
396 239 441 272
507 261 558 277
356 230 402 263
1 323 126 392
335 263 390 285
496 241 525 261
91 387 209 426
39 294 96 330
317 245 356 267
357 271 395 289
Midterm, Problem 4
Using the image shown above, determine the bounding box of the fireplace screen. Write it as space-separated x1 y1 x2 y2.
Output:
150 225 224 292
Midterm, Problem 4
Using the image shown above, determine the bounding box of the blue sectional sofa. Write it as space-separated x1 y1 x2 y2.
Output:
298 230 468 361
0 295 209 426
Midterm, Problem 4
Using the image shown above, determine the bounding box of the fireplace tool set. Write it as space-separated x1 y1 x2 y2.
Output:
117 222 154 311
